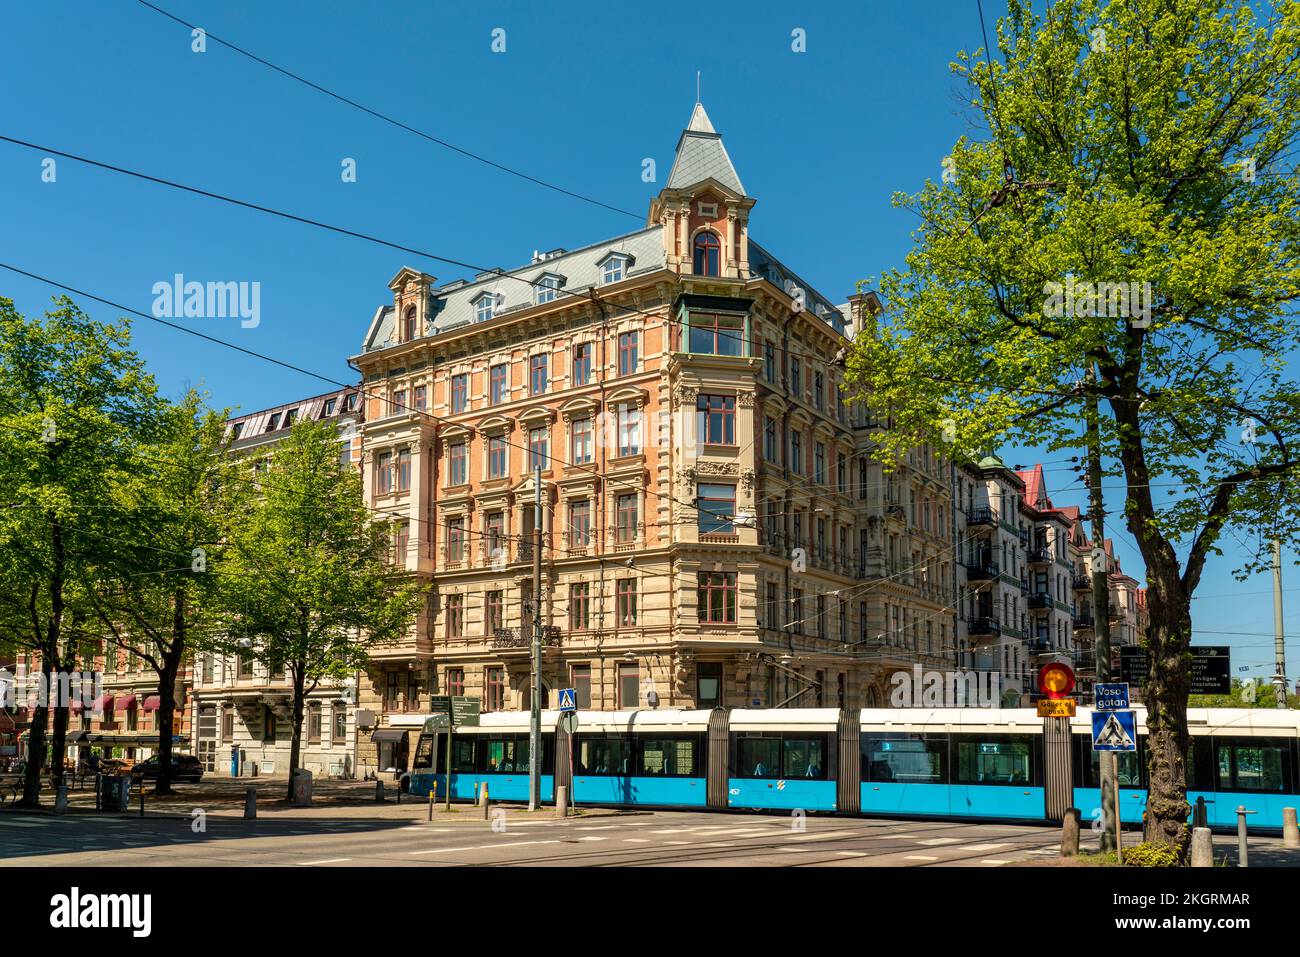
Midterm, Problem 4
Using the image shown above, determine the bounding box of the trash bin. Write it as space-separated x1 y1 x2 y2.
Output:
100 774 132 812
291 768 313 806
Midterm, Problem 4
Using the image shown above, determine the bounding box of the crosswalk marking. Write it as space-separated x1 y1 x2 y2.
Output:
904 855 939 861
964 843 1012 851
786 830 858 841
298 858 351 866
915 837 962 846
981 859 1013 865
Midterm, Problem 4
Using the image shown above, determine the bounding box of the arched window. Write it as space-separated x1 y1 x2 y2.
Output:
693 231 721 276
403 306 417 341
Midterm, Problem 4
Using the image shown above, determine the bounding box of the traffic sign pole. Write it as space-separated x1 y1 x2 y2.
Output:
528 467 542 812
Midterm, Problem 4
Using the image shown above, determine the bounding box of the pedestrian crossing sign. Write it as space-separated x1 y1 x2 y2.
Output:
558 688 577 712
1092 710 1137 751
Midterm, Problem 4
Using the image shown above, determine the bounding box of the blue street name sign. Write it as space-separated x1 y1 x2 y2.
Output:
1092 710 1137 752
1094 683 1130 711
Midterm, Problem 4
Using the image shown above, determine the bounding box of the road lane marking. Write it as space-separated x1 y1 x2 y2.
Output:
622 838 651 843
981 859 1013 865
409 845 488 855
663 840 691 845
578 837 607 842
915 837 962 846
483 840 563 849
964 843 1012 851
904 855 939 861
299 858 351 866
835 851 868 857
786 830 858 841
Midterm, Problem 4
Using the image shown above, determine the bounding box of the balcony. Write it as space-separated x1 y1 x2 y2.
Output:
966 506 995 527
490 626 562 650
1029 638 1052 653
1073 614 1096 632
440 544 469 569
968 616 1001 637
1027 592 1053 610
1072 573 1092 591
963 560 1000 582
1027 547 1052 565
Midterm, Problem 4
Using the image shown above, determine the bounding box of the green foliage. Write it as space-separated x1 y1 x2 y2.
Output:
1190 677 1297 708
1123 841 1183 867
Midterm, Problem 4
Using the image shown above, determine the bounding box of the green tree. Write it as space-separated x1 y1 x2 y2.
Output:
1189 677 1297 709
79 391 230 794
845 0 1300 855
0 295 161 805
214 418 425 800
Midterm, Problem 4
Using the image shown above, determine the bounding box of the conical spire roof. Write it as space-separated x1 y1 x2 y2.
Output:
666 102 745 195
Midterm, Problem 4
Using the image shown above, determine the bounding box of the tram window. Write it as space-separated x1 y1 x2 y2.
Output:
736 737 781 778
639 736 699 776
1216 737 1293 792
1088 746 1143 787
1186 736 1215 791
435 737 477 773
953 735 1035 786
863 734 947 784
482 736 523 773
784 737 826 779
578 736 632 775
413 734 435 769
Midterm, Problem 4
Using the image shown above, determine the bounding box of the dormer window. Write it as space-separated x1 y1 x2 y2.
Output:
473 293 500 323
599 251 632 286
534 274 563 305
284 408 298 427
265 413 281 433
693 232 721 276
230 422 244 440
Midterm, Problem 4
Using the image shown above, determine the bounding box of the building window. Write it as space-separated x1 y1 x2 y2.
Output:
687 313 743 356
445 593 464 638
265 412 280 433
375 451 392 494
569 499 592 547
697 394 736 445
618 331 638 375
332 706 347 744
616 403 641 456
221 707 233 742
535 275 560 305
790 357 801 397
617 579 638 626
814 443 825 484
485 667 505 712
263 706 276 742
570 582 591 631
451 374 468 413
572 664 592 707
238 652 254 678
791 589 804 635
475 296 496 323
392 521 410 563
618 662 640 708
764 416 778 462
490 364 508 405
307 704 321 744
814 371 825 410
201 655 214 683
573 343 592 385
616 493 638 542
485 511 505 557
488 435 507 479
413 385 426 411
837 453 846 493
697 572 738 623
697 662 723 708
693 231 721 275
529 354 548 395
601 257 624 285
403 306 417 340
446 517 465 561
448 441 467 486
790 431 803 474
698 483 736 534
392 390 407 413
396 447 411 491
528 426 549 471
763 340 776 382
571 417 594 464
446 668 465 697
485 591 503 635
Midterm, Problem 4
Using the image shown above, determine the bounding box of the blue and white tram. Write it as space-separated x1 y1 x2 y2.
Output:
401 706 1300 831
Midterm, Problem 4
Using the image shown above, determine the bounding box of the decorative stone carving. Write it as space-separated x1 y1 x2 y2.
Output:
741 468 756 493
673 384 699 409
694 461 739 476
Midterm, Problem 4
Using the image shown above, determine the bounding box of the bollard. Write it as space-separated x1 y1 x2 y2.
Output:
139 783 145 818
244 786 256 820
428 788 435 821
1283 807 1299 849
1193 796 1208 830
1190 827 1213 867
55 785 67 816
1236 806 1257 867
555 785 569 820
481 782 490 821
95 772 102 811
1060 807 1080 857
375 780 385 803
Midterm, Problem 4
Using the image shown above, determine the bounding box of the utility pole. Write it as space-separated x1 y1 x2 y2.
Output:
1272 539 1288 709
528 466 543 811
1086 365 1118 853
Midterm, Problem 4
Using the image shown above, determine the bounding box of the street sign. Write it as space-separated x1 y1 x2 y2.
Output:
1037 661 1076 699
1119 646 1231 694
1037 698 1076 718
1092 710 1137 751
557 687 577 712
430 695 451 716
1094 682 1130 711
430 695 480 727
558 712 578 735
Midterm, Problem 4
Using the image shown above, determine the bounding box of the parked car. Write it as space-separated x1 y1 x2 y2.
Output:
133 754 204 783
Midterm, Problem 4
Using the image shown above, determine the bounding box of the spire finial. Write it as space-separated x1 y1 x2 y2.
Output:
696 71 701 105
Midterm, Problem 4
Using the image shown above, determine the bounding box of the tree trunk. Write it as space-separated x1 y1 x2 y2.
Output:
48 672 68 792
20 698 47 807
154 661 179 796
1140 583 1193 854
286 662 305 802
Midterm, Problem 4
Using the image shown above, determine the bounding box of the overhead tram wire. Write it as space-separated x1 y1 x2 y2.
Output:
130 0 642 222
0 133 1079 403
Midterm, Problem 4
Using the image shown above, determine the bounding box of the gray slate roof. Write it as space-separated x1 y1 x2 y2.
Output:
666 103 746 195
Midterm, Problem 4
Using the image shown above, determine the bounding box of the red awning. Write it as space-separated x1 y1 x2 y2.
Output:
91 694 112 710
113 694 136 710
69 700 84 713
141 695 161 712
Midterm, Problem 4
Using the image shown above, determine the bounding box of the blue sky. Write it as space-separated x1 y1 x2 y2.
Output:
1 0 1293 678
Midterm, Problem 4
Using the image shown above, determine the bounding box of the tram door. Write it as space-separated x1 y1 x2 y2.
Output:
1042 717 1074 822
706 708 729 809
836 710 860 814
